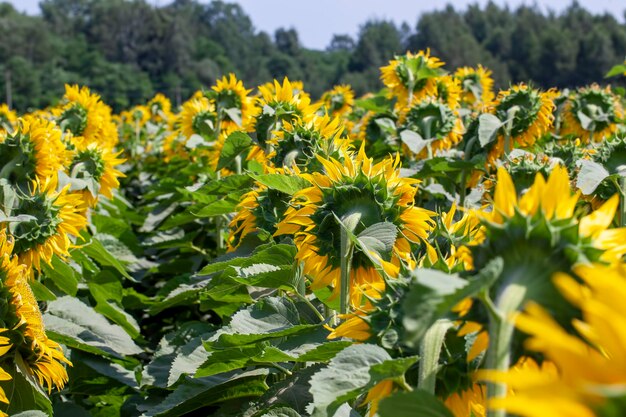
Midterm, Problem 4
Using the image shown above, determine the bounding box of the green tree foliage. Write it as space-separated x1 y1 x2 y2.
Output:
0 0 624 112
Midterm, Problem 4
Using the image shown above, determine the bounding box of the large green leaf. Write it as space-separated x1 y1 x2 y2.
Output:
43 296 142 358
0 355 52 416
249 173 310 195
308 344 418 417
141 370 268 417
217 131 253 170
41 255 79 296
402 258 502 347
378 389 455 417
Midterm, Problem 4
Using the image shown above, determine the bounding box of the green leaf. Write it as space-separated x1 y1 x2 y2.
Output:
249 173 310 195
605 63 626 78
78 233 132 280
43 296 142 358
205 297 320 349
257 407 302 417
378 389 455 417
308 344 415 417
402 258 502 347
142 370 268 417
0 355 52 416
41 255 79 296
12 412 50 417
191 193 241 217
356 222 398 256
217 131 253 170
477 113 503 147
400 130 429 154
576 159 610 195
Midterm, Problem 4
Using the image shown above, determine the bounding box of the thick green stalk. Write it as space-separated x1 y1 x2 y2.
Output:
618 167 626 227
339 225 354 315
418 319 453 394
460 136 478 207
484 282 527 417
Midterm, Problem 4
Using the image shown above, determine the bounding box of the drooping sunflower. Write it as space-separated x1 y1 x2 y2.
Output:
0 117 67 190
227 184 291 251
0 104 16 132
380 50 445 107
479 263 626 417
443 382 487 417
454 65 495 108
319 85 355 117
487 85 556 164
266 114 352 171
55 84 119 149
275 146 436 308
178 96 217 139
1 181 87 271
146 93 174 126
252 77 320 148
0 229 71 394
211 73 253 133
433 75 462 109
66 137 125 207
561 84 624 143
399 98 464 158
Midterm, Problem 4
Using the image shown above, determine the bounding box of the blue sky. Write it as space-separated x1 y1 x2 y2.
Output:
4 0 625 49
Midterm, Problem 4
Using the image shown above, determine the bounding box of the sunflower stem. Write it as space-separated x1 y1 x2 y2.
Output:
418 319 452 394
483 282 526 417
339 226 355 315
460 136 478 207
618 166 626 227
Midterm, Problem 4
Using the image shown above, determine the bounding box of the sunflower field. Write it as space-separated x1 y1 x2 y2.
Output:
0 51 625 417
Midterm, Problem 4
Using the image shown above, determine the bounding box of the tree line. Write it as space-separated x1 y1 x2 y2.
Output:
0 0 624 112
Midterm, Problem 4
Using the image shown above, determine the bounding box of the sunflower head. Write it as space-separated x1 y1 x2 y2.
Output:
399 98 464 158
56 85 119 149
146 93 173 125
67 139 125 207
434 75 462 109
275 147 435 308
267 114 352 171
0 104 17 132
454 65 495 108
380 50 445 106
0 229 71 395
179 96 217 139
227 185 291 251
210 73 253 132
0 181 87 271
253 78 320 147
0 117 67 191
319 85 355 116
471 165 626 313
561 84 624 143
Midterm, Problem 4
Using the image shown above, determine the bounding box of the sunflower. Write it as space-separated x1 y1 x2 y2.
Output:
1 181 87 271
0 117 67 190
55 84 119 149
363 379 395 417
422 204 483 273
146 93 174 125
470 165 626 409
479 263 626 417
434 75 462 109
561 85 624 143
66 138 125 207
444 382 487 417
454 65 495 108
0 104 16 132
178 96 217 139
380 50 445 107
252 77 320 148
211 73 253 133
0 229 71 396
275 146 435 308
319 85 355 117
267 114 352 171
487 85 556 164
399 98 464 159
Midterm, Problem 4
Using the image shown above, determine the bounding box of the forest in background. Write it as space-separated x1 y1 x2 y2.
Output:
0 0 625 112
